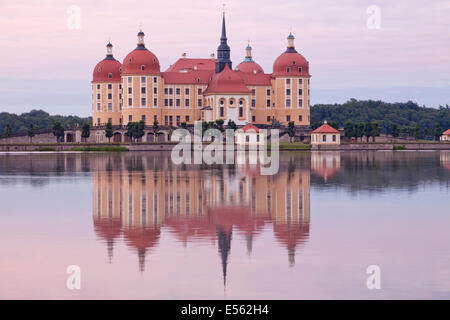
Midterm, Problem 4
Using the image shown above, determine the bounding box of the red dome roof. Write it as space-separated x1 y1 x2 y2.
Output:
236 61 264 74
92 58 122 82
273 50 310 77
122 48 160 74
204 64 250 94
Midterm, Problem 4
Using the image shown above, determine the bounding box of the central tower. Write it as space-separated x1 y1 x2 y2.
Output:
215 12 232 73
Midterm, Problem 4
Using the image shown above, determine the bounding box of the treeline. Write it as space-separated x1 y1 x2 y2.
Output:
0 110 91 135
311 99 450 139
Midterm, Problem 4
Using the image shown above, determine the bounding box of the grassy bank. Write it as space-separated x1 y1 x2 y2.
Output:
265 142 311 150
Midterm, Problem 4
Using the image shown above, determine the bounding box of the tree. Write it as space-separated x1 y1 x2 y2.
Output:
371 122 380 142
287 121 295 142
392 124 400 138
423 128 429 140
344 121 355 138
126 121 145 143
81 123 90 142
310 100 450 138
414 125 420 140
227 120 237 131
311 121 322 130
126 122 135 144
135 120 145 142
215 119 224 132
364 122 373 142
153 120 160 142
355 123 365 142
27 124 38 143
0 109 90 136
434 124 442 141
3 124 12 143
52 122 65 143
105 122 113 143
328 120 339 131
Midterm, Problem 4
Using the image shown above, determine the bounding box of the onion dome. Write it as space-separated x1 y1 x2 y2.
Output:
121 30 161 74
236 41 264 74
272 32 310 77
204 64 250 94
92 42 122 82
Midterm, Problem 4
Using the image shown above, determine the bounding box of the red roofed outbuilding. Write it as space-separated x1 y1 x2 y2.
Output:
311 121 340 145
441 129 450 142
235 123 264 145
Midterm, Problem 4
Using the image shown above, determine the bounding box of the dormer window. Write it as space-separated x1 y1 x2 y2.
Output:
108 73 112 78
129 58 133 62
286 67 291 73
98 67 102 72
292 61 296 65
298 67 302 73
141 65 145 71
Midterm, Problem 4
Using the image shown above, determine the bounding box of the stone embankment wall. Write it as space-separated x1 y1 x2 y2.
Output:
313 143 450 151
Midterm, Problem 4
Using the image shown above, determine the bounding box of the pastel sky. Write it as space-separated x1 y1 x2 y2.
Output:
0 0 449 115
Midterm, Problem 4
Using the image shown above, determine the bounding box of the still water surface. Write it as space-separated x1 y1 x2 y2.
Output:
0 151 449 299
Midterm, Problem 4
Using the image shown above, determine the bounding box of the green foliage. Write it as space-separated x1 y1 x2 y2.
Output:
214 119 225 132
152 120 160 142
287 121 295 142
227 120 237 131
105 122 113 142
3 123 12 139
393 145 406 150
81 123 90 141
126 121 145 143
0 109 90 135
311 99 450 140
392 124 400 137
434 124 442 141
52 122 65 143
27 124 38 143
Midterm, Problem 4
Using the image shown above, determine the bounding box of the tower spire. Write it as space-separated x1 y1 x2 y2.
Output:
216 9 232 73
286 32 297 53
137 28 146 50
244 40 253 62
105 41 114 60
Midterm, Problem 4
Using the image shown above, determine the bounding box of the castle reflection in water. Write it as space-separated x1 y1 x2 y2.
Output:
91 152 336 284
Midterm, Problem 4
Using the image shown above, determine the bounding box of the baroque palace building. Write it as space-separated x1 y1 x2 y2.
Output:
92 13 311 129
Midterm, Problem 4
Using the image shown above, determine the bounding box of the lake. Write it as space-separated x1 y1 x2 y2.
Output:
0 151 449 299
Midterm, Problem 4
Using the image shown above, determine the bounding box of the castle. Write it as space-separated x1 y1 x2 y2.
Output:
92 13 311 130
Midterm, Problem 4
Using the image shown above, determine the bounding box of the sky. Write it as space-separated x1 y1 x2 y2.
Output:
0 0 449 116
